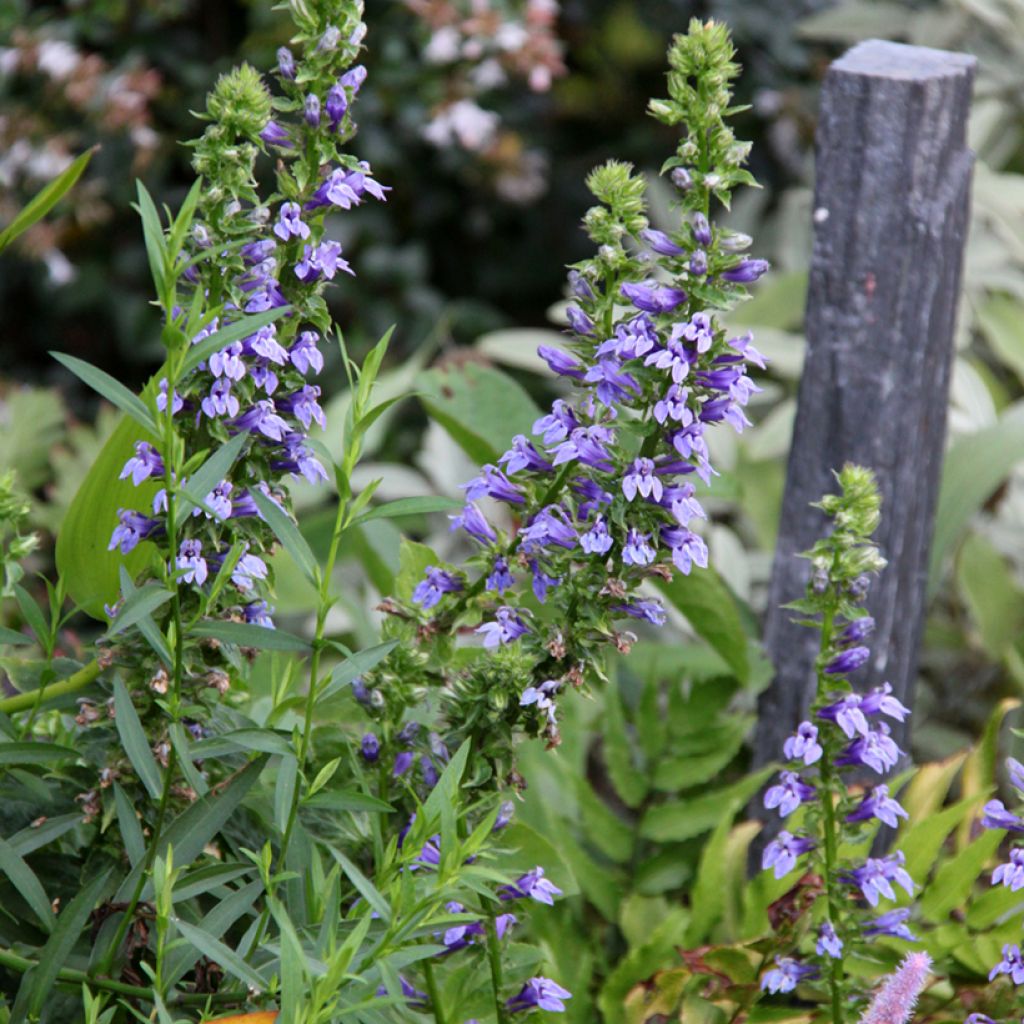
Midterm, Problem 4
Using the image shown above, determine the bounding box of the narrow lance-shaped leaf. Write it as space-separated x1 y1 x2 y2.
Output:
51 352 159 435
252 487 319 587
113 677 164 800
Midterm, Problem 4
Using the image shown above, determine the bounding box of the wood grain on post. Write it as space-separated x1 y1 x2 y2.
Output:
752 40 976 769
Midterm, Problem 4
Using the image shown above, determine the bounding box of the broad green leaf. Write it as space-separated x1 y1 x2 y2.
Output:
602 685 648 809
396 538 437 603
189 620 310 652
639 766 774 842
957 533 1024 657
174 918 267 992
11 867 112 1023
0 742 78 767
350 495 463 528
959 697 1020 849
919 829 1003 921
929 402 1024 592
575 778 634 864
0 836 53 933
252 488 319 587
51 352 158 435
56 389 163 619
419 362 541 464
656 567 750 683
900 752 967 824
0 147 93 252
113 678 163 800
899 794 985 886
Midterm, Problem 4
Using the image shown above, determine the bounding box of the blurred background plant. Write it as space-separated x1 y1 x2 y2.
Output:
4 0 1024 1020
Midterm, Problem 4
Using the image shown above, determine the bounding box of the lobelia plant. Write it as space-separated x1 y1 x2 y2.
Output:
757 466 920 1022
0 10 775 1024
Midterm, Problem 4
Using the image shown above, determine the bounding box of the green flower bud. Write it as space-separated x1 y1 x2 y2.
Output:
206 63 272 140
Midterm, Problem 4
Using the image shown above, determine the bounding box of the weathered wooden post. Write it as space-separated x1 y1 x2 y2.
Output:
752 40 976 768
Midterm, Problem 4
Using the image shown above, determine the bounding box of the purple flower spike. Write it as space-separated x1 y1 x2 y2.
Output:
614 599 667 626
761 830 814 879
506 977 572 1014
412 566 464 610
623 457 663 502
486 557 515 595
120 442 165 486
859 952 931 1024
763 771 815 818
816 923 843 959
846 785 908 829
818 693 871 739
581 516 613 555
500 866 563 905
276 46 295 79
176 539 208 586
760 957 817 994
500 434 554 475
640 227 686 256
824 645 871 675
860 682 912 723
259 119 293 149
864 907 918 942
295 240 353 282
393 751 414 778
840 616 875 645
982 799 1024 832
989 944 1024 984
326 83 348 130
462 464 524 506
620 280 687 314
289 331 323 375
476 607 530 648
691 212 712 247
565 304 594 336
722 258 770 283
847 851 915 906
622 528 656 567
304 93 321 126
783 721 823 766
360 733 379 763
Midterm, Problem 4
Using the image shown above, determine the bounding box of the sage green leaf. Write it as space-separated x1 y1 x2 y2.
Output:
329 847 390 921
318 639 398 702
113 678 163 800
350 495 463 528
0 741 78 767
0 626 31 646
51 352 158 435
106 584 173 638
113 783 146 867
419 362 541 464
7 813 81 856
178 431 250 517
134 180 168 301
182 306 292 376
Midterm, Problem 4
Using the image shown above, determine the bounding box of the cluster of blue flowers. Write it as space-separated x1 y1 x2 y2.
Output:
108 2 387 630
755 466 917 1013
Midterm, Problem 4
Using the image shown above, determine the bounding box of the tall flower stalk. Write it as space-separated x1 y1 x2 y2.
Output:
759 466 917 1024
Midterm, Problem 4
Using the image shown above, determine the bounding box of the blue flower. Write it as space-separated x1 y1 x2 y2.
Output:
982 799 1024 832
506 978 571 1013
761 957 817 994
816 923 843 959
863 908 917 942
846 852 914 906
476 607 530 648
835 725 902 775
622 458 662 502
176 540 208 586
360 733 379 763
486 557 515 595
988 944 1024 985
413 567 464 610
640 227 686 256
763 771 815 818
782 721 822 765
845 784 908 829
109 509 161 554
273 201 310 242
761 830 814 879
449 504 497 544
500 866 563 905
622 528 656 567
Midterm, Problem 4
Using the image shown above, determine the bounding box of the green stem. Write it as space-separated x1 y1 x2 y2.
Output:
816 601 844 1024
0 659 101 714
485 915 509 1024
0 944 248 1006
422 958 446 1024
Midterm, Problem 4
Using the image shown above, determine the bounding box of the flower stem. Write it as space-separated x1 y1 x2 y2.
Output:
485 915 509 1024
0 658 101 714
423 958 446 1024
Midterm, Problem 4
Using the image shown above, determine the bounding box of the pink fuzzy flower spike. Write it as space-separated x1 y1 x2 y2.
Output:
858 952 932 1024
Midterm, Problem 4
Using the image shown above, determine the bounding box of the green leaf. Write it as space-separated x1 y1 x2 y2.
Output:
13 584 49 649
0 742 78 767
113 678 163 800
899 794 985 887
113 783 146 867
252 488 319 587
957 533 1024 657
269 897 307 1024
117 567 173 667
56 383 163 619
106 584 173 638
318 639 398 702
329 847 390 921
178 431 250 517
929 402 1024 592
919 829 1003 921
189 620 310 652
639 767 775 842
0 147 93 252
419 362 541 464
351 495 464 528
7 813 81 857
602 685 648 809
174 918 267 992
51 352 158 434
978 294 1024 387
134 180 168 301
12 867 112 1023
396 539 437 602
0 626 32 646
113 756 267 903
656 567 750 683
181 306 292 377
0 836 54 933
